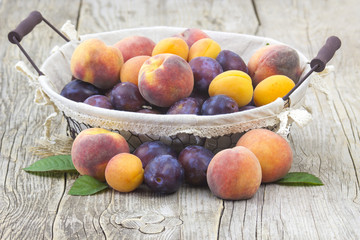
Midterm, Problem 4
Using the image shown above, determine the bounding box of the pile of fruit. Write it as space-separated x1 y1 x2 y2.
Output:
60 28 303 115
56 28 311 200
72 127 293 200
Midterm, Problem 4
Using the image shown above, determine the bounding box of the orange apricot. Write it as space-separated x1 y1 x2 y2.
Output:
188 38 221 61
152 37 189 61
208 70 253 108
253 75 295 106
105 153 144 192
120 55 150 86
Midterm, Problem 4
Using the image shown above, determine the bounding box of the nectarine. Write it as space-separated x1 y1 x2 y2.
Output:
114 36 156 62
71 128 130 181
236 129 293 183
248 44 302 87
138 54 194 107
207 146 262 200
71 39 123 90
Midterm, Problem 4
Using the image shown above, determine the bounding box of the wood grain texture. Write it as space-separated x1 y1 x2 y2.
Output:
77 0 259 35
0 0 80 239
1 0 359 239
238 0 360 239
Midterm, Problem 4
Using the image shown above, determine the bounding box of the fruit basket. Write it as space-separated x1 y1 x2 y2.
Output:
10 11 340 152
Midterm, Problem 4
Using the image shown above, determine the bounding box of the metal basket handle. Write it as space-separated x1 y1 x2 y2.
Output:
283 36 341 101
8 10 70 76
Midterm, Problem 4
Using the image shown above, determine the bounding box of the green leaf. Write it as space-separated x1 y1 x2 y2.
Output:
68 175 108 196
23 155 77 172
275 172 324 186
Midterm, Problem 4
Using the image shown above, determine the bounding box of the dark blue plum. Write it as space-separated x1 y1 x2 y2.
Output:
189 57 223 93
178 145 214 186
133 141 177 168
109 82 146 112
216 50 248 73
60 79 101 102
167 97 201 115
144 155 184 194
201 95 238 115
84 95 114 109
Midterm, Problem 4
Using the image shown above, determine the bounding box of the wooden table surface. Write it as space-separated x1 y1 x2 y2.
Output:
1 0 359 239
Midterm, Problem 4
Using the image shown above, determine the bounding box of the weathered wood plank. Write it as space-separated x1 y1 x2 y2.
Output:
76 0 259 35
0 0 80 239
217 0 360 239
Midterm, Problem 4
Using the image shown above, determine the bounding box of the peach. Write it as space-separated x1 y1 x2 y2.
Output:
188 38 221 61
173 28 210 47
71 128 130 181
253 75 295 106
236 129 293 183
71 39 123 90
206 146 262 200
138 53 194 107
152 37 189 61
105 153 144 192
248 44 303 87
120 55 150 86
208 70 253 108
114 36 156 62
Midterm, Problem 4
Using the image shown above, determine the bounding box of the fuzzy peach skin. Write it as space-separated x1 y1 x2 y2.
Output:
70 39 123 90
152 37 189 61
105 153 144 193
173 28 210 47
253 75 295 106
236 129 293 183
71 128 130 182
188 38 221 61
248 44 303 87
206 146 262 200
138 53 194 107
120 55 150 86
114 36 156 62
208 70 253 108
